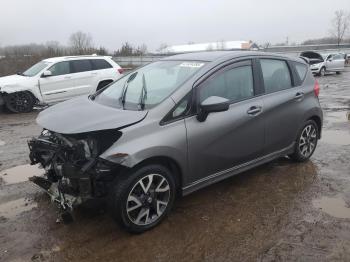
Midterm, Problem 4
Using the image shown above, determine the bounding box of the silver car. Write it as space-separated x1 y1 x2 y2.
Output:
28 51 323 233
300 51 345 76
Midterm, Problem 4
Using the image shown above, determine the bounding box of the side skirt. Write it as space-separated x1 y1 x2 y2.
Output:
182 143 295 196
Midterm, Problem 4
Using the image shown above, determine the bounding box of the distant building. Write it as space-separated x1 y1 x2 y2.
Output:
160 40 259 54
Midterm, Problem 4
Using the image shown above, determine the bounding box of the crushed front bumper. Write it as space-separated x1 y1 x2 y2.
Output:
28 133 123 215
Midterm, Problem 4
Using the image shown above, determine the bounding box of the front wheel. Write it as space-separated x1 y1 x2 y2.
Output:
319 67 326 77
290 120 319 162
5 91 35 113
109 164 176 233
336 71 341 75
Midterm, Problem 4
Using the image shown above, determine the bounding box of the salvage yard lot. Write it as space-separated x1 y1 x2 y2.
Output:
1 69 350 261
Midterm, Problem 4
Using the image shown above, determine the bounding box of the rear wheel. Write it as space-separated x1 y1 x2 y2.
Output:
290 120 318 162
5 91 35 113
109 164 176 233
336 71 341 75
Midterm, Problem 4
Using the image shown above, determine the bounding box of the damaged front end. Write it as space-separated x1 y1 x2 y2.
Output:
28 129 124 220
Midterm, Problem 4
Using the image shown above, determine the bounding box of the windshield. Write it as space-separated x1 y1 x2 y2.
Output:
95 60 205 110
22 61 50 76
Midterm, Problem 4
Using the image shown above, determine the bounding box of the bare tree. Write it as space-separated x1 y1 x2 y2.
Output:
69 31 93 55
330 10 350 46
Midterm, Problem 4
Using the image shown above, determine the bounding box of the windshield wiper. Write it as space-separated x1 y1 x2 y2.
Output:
138 74 148 110
120 72 138 109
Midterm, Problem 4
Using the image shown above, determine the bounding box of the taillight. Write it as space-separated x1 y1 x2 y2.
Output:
117 68 124 74
314 79 320 97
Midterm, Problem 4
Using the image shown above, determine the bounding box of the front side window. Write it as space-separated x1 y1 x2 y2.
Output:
71 60 92 73
22 61 50 77
95 61 205 110
48 61 70 76
260 59 292 94
199 65 254 103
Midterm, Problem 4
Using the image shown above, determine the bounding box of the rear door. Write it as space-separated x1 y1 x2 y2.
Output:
185 59 265 185
90 59 114 80
70 59 95 96
39 61 75 102
333 54 345 70
258 58 305 154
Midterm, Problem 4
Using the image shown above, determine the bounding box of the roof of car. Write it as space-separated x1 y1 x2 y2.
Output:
162 51 292 62
43 55 111 63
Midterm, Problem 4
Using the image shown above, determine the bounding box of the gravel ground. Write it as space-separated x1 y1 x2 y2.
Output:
0 69 350 262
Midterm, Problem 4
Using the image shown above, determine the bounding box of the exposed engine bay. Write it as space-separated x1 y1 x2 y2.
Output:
28 129 123 221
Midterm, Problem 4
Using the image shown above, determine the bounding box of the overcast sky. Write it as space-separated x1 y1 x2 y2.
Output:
0 0 349 52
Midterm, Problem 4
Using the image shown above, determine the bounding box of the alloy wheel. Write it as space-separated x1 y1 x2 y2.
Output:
320 67 326 76
7 92 33 113
126 174 170 226
299 124 317 158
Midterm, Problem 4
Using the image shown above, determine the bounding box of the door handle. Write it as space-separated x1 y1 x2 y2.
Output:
295 92 304 100
247 106 262 116
91 72 98 75
64 76 72 79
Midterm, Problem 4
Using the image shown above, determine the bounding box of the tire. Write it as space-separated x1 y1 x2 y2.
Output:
109 164 176 233
336 71 341 75
290 120 319 162
319 67 326 77
5 91 35 113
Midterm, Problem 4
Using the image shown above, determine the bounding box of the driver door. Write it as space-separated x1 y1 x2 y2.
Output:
39 61 75 103
184 60 264 186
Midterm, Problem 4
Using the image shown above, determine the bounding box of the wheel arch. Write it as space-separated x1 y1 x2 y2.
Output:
130 156 183 195
308 115 322 139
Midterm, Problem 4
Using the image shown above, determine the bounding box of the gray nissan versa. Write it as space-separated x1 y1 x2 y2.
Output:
28 51 323 233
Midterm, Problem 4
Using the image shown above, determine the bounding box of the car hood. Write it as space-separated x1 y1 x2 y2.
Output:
0 74 30 87
37 96 148 134
300 51 324 62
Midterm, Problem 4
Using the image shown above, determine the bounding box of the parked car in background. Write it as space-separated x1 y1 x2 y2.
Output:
0 55 123 113
300 51 345 76
346 54 350 65
28 51 323 233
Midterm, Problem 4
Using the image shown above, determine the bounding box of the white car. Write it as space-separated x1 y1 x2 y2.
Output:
300 51 345 76
0 55 123 113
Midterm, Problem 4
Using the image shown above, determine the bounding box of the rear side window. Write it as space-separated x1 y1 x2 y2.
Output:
260 59 292 94
294 62 307 81
71 60 92 73
199 65 254 103
90 59 112 70
48 61 70 76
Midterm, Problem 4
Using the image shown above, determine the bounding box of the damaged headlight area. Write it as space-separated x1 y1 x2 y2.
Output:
28 129 124 219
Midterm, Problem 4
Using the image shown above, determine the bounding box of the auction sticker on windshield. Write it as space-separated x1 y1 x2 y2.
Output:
179 62 205 68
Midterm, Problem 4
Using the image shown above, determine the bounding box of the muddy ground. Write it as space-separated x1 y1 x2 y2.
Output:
0 69 350 262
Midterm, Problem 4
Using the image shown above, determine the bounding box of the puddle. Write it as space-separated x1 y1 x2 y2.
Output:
0 198 37 219
321 130 350 145
313 196 350 219
0 140 5 146
0 164 44 185
326 111 350 124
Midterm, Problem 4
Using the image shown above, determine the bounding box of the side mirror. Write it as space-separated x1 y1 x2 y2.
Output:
41 70 52 77
197 96 230 122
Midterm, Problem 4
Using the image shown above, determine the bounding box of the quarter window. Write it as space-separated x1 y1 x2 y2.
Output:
48 61 70 76
260 59 292 93
294 62 307 81
90 59 112 70
71 60 92 73
199 65 254 103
